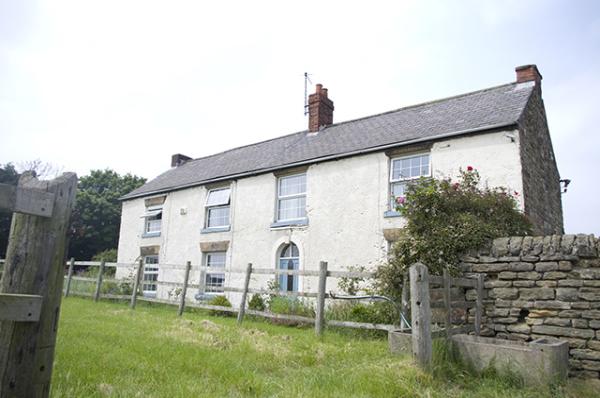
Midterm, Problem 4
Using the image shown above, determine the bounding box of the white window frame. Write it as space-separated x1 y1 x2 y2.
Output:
143 206 162 235
205 188 231 228
389 153 431 209
276 173 307 222
204 252 226 293
142 255 159 297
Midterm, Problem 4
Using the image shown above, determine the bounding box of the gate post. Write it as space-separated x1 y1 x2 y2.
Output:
130 259 143 309
409 262 432 369
0 173 77 397
64 258 75 297
93 260 106 302
237 263 253 325
177 261 191 316
315 261 328 336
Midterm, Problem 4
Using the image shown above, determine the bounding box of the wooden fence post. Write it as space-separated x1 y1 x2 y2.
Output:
409 262 432 370
93 260 105 302
475 274 484 336
178 261 191 316
237 263 253 324
0 172 77 397
443 269 452 338
64 258 75 297
130 259 143 309
315 261 328 336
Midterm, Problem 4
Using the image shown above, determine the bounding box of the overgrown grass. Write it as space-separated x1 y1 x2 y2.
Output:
52 297 599 397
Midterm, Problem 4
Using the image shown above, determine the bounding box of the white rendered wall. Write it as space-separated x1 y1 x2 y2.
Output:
116 130 522 302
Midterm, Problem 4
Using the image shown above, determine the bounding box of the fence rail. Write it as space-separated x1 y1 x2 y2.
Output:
2 257 485 349
13 258 397 335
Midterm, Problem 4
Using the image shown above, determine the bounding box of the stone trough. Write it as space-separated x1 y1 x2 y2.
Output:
389 330 569 385
450 334 569 385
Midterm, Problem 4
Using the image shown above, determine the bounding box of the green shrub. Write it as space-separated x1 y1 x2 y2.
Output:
337 265 369 295
377 167 532 300
92 248 117 262
100 280 132 295
248 294 266 311
269 297 314 318
208 295 233 317
326 301 397 325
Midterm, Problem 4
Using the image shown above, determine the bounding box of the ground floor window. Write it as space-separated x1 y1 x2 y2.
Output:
278 243 299 292
205 252 226 293
143 255 159 297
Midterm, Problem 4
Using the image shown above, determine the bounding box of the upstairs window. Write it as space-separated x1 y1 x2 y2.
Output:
205 252 226 293
205 187 231 228
277 174 306 221
142 206 162 236
390 153 430 208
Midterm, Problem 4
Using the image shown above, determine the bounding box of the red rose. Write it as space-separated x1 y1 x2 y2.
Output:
467 166 473 171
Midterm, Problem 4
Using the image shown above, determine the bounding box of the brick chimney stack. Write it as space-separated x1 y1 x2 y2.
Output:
308 84 334 132
515 64 542 86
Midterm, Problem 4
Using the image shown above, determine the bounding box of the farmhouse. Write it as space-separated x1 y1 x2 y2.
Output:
117 65 564 301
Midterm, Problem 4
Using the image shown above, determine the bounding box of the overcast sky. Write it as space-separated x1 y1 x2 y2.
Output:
1 0 599 235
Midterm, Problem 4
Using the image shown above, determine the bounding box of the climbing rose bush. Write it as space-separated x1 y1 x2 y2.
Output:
376 167 532 300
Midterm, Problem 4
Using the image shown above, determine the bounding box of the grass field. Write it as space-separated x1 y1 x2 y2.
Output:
51 297 599 397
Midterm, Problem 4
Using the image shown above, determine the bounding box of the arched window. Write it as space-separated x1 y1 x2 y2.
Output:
278 243 299 292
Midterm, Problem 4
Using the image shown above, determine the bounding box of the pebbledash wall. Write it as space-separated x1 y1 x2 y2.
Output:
117 129 525 303
461 234 600 378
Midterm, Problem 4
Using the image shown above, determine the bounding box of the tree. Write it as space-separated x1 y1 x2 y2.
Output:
376 167 532 300
0 163 20 258
69 169 146 260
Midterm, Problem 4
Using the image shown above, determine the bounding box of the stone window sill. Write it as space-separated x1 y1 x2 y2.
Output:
383 210 402 218
270 218 309 229
142 232 161 238
201 226 231 234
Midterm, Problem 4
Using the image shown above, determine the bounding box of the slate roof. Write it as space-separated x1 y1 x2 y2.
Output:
122 81 534 200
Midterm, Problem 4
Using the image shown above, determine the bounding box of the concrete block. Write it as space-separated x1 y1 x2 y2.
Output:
450 334 569 386
388 330 412 355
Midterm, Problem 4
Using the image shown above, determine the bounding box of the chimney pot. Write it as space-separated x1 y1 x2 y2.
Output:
308 84 334 132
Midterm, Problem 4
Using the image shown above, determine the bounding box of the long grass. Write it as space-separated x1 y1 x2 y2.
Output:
51 297 599 397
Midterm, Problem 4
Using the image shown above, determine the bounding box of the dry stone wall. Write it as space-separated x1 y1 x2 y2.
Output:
460 234 600 378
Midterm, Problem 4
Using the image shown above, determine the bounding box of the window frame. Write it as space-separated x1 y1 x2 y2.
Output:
204 251 226 293
389 153 431 209
205 187 231 229
276 173 307 222
142 206 162 236
142 255 159 297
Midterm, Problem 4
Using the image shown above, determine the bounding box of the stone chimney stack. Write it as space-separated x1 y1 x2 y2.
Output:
515 64 542 86
171 153 192 167
308 84 334 132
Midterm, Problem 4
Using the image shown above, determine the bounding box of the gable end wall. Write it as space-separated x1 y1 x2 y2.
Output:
518 87 564 234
